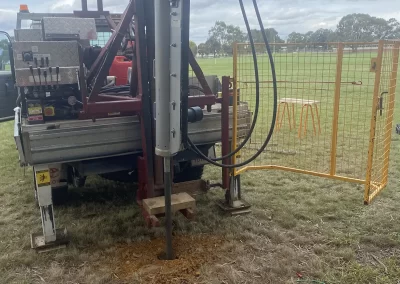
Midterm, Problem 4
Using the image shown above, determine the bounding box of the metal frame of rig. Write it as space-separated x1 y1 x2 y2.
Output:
10 0 254 255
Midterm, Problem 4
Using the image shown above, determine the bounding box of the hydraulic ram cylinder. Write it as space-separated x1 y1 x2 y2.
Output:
155 0 172 157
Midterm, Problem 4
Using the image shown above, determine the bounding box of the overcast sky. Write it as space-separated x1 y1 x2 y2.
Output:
0 0 399 43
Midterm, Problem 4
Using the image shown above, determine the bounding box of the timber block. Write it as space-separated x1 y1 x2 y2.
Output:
142 192 196 216
180 208 195 220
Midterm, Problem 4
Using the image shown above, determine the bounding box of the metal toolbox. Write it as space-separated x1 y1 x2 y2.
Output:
42 17 97 40
14 29 43 42
12 41 80 87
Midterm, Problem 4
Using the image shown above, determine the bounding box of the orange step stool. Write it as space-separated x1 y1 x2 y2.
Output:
275 98 321 138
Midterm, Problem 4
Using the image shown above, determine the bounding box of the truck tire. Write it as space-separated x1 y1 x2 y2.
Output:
68 166 87 188
174 165 204 183
72 176 87 188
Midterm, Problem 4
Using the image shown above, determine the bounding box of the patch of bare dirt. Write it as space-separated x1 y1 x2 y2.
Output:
108 234 226 283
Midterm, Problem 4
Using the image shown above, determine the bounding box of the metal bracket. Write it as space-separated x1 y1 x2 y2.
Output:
31 164 68 251
370 58 378 72
217 175 251 215
31 228 69 252
170 0 179 8
378 91 388 116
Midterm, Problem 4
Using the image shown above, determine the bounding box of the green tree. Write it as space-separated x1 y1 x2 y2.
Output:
205 36 221 58
385 18 400 39
286 31 315 50
309 29 334 49
287 32 306 52
303 31 314 43
309 29 332 42
285 14 400 53
336 14 391 42
287 32 305 44
250 28 284 43
207 21 246 56
287 30 338 51
249 28 284 52
198 43 206 58
189 40 198 57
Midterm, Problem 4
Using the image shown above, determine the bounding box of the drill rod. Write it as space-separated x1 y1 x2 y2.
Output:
164 157 173 260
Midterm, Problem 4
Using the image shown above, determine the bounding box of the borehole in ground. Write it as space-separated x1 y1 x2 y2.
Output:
103 234 227 283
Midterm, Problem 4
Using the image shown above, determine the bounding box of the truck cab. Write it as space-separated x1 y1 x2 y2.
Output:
0 34 17 121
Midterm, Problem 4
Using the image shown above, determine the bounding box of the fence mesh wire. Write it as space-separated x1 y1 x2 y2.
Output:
233 41 399 202
369 42 400 199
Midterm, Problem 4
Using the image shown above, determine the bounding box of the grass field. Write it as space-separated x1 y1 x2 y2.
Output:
0 54 400 283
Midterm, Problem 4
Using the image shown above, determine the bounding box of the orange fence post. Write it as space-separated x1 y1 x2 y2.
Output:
364 40 384 204
382 42 400 185
330 43 344 176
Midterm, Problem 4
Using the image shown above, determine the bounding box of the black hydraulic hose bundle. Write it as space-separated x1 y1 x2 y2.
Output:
206 0 260 161
0 31 12 42
100 85 130 93
187 0 278 168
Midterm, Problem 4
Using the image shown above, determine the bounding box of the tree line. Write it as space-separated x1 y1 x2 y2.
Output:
191 13 400 57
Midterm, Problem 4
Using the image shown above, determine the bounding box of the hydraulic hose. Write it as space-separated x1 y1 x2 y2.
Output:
209 0 260 161
0 31 12 42
187 0 278 168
